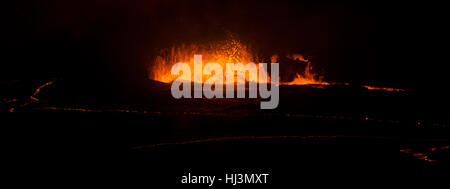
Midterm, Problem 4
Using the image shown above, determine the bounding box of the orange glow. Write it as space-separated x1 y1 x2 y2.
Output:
281 62 328 85
148 36 327 85
362 85 407 92
286 53 309 62
148 37 270 84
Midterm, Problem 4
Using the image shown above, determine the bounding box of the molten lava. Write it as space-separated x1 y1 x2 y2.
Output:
281 62 328 85
147 38 408 93
149 37 269 84
148 37 325 85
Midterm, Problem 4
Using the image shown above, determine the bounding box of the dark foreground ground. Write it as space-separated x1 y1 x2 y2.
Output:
1 79 449 187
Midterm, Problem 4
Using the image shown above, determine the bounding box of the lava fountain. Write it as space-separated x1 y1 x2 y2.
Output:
148 36 326 86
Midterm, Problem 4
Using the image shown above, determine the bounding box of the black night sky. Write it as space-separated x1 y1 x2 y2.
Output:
2 1 420 88
1 1 448 109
